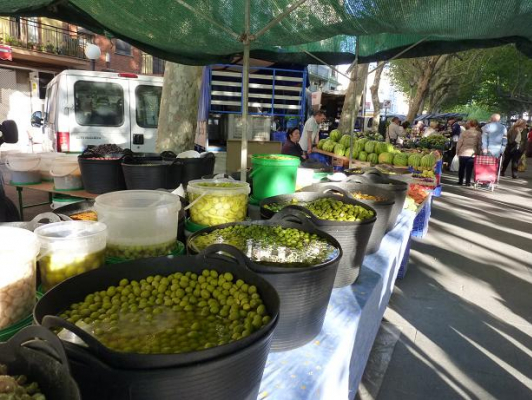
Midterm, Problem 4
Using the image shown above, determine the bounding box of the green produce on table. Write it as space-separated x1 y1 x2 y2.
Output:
264 197 374 222
358 151 368 161
188 182 249 226
317 139 327 149
40 249 106 292
106 241 177 260
367 153 378 165
408 154 422 169
0 364 46 400
329 129 342 142
339 134 352 148
357 138 369 149
378 152 394 164
190 225 338 267
420 153 436 170
344 147 351 158
59 270 271 354
333 143 345 156
393 152 408 167
364 140 377 154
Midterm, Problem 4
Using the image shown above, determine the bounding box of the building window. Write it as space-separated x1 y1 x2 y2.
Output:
74 81 124 126
115 39 132 56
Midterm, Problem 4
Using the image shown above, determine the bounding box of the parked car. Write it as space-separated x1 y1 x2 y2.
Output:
31 70 163 153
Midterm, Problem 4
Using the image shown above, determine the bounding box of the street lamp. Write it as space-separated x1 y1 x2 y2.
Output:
85 44 101 71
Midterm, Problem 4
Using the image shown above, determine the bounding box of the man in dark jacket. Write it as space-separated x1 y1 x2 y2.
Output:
282 128 307 161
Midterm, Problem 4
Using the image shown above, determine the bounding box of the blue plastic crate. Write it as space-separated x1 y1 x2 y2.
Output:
309 152 330 165
271 131 287 143
397 237 412 280
411 194 432 238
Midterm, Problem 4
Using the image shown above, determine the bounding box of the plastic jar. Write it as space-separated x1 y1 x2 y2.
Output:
6 153 42 184
187 179 250 226
51 156 83 190
38 152 66 181
0 227 40 329
95 190 180 259
35 221 107 291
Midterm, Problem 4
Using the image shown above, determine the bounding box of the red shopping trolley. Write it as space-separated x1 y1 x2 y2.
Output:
474 155 502 191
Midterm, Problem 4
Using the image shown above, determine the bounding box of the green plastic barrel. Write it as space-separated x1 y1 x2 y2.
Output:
250 154 301 201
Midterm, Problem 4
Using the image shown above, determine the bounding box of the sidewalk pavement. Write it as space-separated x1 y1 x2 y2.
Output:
359 165 532 400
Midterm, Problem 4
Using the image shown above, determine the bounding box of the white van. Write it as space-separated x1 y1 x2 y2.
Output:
31 70 164 153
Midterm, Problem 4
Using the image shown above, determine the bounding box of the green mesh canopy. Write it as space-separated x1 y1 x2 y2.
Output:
2 0 532 64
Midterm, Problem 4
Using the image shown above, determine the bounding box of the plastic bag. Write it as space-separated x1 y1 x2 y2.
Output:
450 155 459 172
518 154 527 172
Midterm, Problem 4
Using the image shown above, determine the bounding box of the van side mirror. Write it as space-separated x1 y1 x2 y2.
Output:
31 111 43 127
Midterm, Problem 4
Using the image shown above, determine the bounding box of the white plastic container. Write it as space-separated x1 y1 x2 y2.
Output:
38 152 66 181
296 168 315 191
187 179 250 226
0 227 40 329
6 153 42 184
35 221 107 291
0 149 19 184
95 190 180 259
51 156 83 190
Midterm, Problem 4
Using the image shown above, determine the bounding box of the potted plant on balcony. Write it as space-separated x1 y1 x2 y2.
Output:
28 41 38 51
45 42 55 53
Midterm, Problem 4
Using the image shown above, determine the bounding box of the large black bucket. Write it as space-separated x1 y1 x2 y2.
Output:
346 174 408 231
0 326 80 399
301 184 395 254
187 208 342 351
34 246 279 400
78 151 126 194
122 157 184 190
260 192 376 287
162 152 215 187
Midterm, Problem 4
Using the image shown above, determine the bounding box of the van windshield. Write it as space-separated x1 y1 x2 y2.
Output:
136 85 162 128
74 81 124 126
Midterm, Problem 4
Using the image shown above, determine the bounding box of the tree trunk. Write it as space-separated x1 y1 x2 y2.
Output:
406 55 449 123
156 63 204 153
339 63 369 134
370 62 385 131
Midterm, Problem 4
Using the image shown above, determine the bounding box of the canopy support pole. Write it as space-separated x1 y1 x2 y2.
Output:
240 0 251 181
348 39 360 168
303 50 355 82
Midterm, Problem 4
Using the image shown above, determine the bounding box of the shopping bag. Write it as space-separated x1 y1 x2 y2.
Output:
518 154 527 172
450 155 459 172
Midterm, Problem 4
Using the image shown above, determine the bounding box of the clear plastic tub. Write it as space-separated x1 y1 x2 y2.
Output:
51 156 83 190
6 153 42 184
94 190 180 259
38 152 66 181
0 227 40 329
187 179 250 226
35 221 107 291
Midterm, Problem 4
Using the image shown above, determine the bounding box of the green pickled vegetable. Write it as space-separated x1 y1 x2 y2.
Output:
189 225 339 267
106 241 176 260
188 183 248 226
264 198 374 222
59 269 271 355
0 364 46 399
39 249 106 292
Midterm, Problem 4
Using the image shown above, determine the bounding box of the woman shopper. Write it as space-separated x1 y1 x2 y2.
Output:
282 127 306 161
501 119 527 178
456 119 481 186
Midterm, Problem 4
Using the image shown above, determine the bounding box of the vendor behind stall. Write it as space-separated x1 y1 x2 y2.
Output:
282 127 307 161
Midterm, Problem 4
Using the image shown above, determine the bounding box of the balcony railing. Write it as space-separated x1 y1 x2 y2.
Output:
0 17 92 59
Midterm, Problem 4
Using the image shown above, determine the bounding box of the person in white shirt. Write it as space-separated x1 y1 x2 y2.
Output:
387 117 405 144
300 111 326 154
422 121 439 137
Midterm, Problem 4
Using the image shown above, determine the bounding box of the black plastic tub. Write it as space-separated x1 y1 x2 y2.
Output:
346 174 408 231
0 326 81 399
187 208 342 351
260 192 376 287
301 183 395 254
122 157 184 190
33 246 279 400
162 152 215 186
78 151 126 194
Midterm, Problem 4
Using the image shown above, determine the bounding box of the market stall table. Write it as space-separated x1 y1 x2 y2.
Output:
258 210 416 400
9 182 97 220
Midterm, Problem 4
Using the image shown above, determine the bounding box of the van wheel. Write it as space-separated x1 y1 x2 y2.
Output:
1 120 18 144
